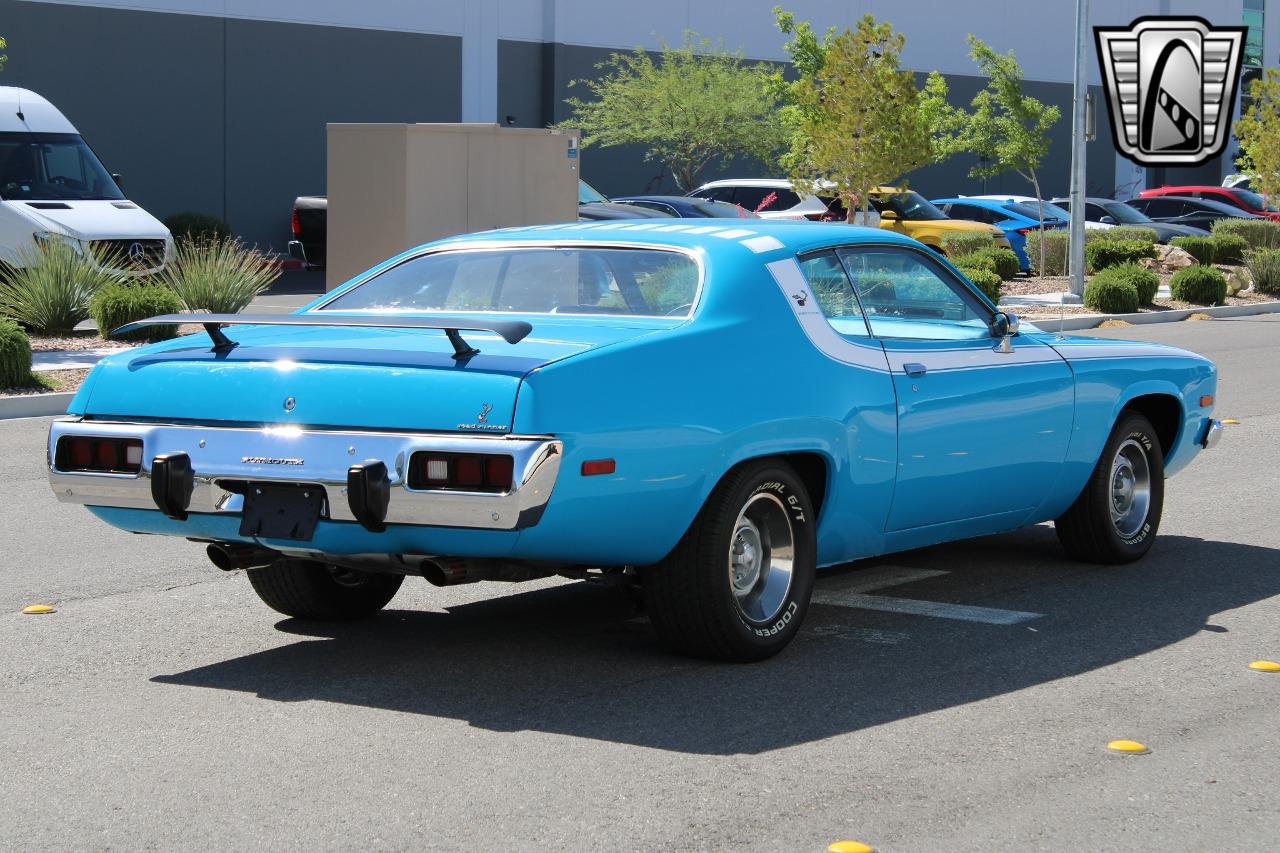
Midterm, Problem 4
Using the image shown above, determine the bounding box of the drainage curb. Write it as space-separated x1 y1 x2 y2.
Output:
0 392 73 420
1019 299 1280 331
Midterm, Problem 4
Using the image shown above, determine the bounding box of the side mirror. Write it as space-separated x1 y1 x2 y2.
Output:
1100 215 1116 224
989 310 1020 338
111 173 124 190
878 209 899 221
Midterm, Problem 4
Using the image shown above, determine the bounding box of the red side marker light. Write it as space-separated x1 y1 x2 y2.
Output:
1200 395 1214 407
581 459 616 476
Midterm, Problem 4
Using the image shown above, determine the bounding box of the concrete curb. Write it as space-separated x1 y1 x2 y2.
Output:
1021 299 1280 332
0 392 73 420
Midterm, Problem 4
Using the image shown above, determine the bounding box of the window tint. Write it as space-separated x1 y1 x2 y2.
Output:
0 132 125 201
1142 198 1183 217
323 247 699 317
797 251 870 337
948 204 991 223
1084 203 1108 221
697 186 736 203
835 247 990 339
733 186 800 213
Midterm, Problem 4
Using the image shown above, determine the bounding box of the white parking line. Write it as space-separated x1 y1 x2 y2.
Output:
812 565 1043 625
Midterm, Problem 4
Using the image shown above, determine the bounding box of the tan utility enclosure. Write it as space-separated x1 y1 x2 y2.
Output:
325 124 581 290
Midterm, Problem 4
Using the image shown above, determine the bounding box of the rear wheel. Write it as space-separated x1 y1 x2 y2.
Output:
643 459 816 662
247 559 403 620
1055 413 1165 564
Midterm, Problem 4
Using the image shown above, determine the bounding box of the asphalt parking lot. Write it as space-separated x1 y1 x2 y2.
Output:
2 316 1277 851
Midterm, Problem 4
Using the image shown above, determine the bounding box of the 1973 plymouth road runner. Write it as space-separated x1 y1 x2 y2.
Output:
47 221 1221 661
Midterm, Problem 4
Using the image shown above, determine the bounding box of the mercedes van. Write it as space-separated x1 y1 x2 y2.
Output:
0 86 171 273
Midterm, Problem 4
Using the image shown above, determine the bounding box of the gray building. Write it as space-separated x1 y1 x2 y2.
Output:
2 0 1273 249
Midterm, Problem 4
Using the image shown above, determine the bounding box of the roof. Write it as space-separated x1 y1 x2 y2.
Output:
1143 185 1234 193
0 86 77 133
932 196 1021 208
430 219 916 259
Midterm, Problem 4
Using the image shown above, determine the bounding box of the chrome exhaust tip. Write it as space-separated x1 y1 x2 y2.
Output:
206 542 279 572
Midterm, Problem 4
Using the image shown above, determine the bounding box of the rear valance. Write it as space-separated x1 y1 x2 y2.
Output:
113 313 533 358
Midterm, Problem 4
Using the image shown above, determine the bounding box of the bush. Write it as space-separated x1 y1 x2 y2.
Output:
0 317 32 388
1024 229 1069 275
1245 247 1280 295
1211 233 1248 265
956 265 1002 303
0 241 125 335
1083 276 1139 314
1170 264 1228 305
1210 217 1280 249
1094 225 1159 244
158 237 281 314
1090 262 1159 306
941 231 994 258
90 282 184 343
1085 239 1156 272
959 246 1020 280
163 212 232 245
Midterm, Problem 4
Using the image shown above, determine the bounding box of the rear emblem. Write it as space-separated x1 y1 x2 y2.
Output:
477 402 493 423
283 396 296 412
792 291 808 306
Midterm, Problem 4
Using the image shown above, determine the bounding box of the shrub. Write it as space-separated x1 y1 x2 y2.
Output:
0 241 124 335
941 231 994 258
1245 247 1280 295
90 282 184 343
0 317 32 388
1090 262 1159 306
1169 235 1215 264
1211 233 1248 265
158 237 281 314
959 246 1020 280
1094 225 1159 244
163 212 232 244
1210 217 1280 249
1085 238 1156 272
957 265 1002 303
1169 264 1228 305
1024 229 1069 276
1083 275 1138 314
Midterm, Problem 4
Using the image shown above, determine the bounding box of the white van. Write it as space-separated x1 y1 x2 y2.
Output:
0 86 171 272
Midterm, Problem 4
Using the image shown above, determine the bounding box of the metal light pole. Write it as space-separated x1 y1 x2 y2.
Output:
1067 0 1090 300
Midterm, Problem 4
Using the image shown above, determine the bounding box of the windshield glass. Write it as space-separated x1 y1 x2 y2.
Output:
322 247 700 317
0 132 125 201
1228 188 1277 211
873 191 948 220
1015 199 1074 221
1100 201 1152 223
578 179 609 204
1007 201 1066 222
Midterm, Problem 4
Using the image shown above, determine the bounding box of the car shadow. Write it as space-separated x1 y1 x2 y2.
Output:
152 528 1280 755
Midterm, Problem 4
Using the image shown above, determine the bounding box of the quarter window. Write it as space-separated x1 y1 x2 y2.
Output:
797 250 870 337
835 247 991 340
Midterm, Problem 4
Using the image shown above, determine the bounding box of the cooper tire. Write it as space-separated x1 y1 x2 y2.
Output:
643 459 817 662
1055 412 1165 564
247 559 403 620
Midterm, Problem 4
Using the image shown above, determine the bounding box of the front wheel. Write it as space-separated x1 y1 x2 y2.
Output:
1055 413 1165 564
643 459 817 662
247 559 403 620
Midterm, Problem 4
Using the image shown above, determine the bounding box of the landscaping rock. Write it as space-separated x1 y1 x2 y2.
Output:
1152 243 1196 274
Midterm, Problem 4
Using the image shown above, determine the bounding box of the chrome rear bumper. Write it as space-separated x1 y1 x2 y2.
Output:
47 418 561 530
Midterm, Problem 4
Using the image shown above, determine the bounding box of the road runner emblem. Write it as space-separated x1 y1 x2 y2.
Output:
478 402 493 423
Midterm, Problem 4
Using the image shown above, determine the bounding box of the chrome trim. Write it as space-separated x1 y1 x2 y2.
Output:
1202 418 1223 449
47 418 561 531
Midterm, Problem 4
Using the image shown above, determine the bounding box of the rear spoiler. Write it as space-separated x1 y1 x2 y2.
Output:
113 313 533 359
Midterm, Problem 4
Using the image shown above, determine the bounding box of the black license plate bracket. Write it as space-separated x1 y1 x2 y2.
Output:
239 483 323 541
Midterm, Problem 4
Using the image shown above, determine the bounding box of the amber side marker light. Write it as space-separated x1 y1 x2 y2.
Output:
1200 395 1214 407
581 459 616 476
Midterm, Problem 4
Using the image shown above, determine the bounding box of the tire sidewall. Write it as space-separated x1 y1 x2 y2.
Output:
1099 416 1166 558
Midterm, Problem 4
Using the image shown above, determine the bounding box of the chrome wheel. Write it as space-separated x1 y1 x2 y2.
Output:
1109 438 1152 539
727 492 795 623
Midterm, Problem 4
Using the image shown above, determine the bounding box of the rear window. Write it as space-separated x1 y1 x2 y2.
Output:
732 186 801 213
321 247 700 318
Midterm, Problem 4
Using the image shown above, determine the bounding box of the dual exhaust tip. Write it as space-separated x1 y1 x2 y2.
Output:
203 542 472 587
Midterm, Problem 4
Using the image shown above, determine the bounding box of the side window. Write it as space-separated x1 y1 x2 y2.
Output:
797 250 870 337
701 187 736 203
1214 192 1246 210
733 187 799 213
1085 203 1108 222
835 247 991 340
958 205 993 223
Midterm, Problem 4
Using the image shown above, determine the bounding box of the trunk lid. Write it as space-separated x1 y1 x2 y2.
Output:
80 317 670 432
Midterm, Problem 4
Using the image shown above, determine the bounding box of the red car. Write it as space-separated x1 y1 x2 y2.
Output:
1139 185 1280 221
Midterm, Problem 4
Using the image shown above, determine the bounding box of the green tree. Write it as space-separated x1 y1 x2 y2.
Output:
560 33 783 191
942 36 1061 275
1234 68 1280 205
0 36 7 73
772 9 932 223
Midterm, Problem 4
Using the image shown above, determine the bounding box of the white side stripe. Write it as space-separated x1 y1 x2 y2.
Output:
710 228 757 239
766 258 889 371
741 235 786 253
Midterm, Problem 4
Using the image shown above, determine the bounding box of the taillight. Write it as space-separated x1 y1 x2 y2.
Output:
1016 228 1031 235
407 452 514 492
290 208 301 237
56 436 143 474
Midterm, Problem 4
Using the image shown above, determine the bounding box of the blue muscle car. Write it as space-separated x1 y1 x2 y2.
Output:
48 221 1222 661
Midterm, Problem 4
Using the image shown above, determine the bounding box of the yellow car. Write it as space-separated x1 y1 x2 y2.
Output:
869 187 1011 255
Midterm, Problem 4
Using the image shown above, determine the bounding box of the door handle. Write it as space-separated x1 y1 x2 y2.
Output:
903 362 927 377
